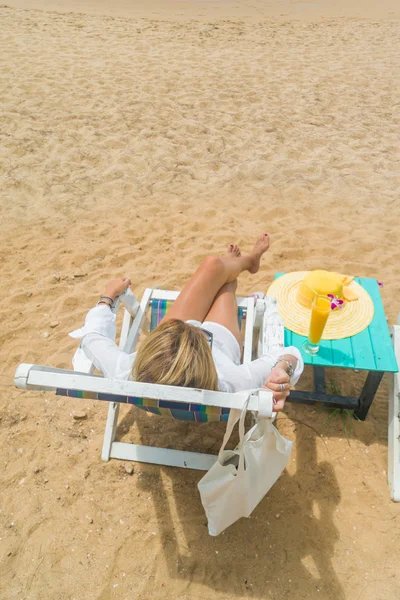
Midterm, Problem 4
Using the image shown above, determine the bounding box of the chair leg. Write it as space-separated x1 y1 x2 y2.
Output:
101 402 120 461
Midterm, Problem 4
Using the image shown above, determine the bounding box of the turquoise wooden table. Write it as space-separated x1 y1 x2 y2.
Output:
275 274 399 420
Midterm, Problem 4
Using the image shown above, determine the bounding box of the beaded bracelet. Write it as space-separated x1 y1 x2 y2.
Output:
97 296 114 308
273 356 294 378
97 301 112 308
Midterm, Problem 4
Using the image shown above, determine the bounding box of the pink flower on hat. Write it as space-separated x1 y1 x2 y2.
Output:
327 294 344 311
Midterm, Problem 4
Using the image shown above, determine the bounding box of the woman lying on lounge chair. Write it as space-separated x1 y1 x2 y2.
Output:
71 234 303 411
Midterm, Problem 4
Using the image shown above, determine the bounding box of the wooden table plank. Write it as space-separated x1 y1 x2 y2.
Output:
312 339 334 367
346 323 377 371
330 336 355 368
283 327 293 347
359 277 398 372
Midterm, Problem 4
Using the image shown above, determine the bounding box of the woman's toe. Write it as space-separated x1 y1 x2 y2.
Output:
227 243 241 257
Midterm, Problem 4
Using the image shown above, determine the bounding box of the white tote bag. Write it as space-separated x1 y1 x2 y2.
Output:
198 393 292 536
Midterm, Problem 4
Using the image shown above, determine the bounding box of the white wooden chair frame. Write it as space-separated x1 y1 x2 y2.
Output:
15 289 284 471
388 316 400 501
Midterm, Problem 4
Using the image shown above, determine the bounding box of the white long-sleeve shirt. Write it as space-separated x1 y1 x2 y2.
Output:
70 304 304 392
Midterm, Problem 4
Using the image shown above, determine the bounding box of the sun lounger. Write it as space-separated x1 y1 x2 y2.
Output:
14 288 280 470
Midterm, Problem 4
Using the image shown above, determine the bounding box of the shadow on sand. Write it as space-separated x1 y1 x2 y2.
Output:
115 404 348 599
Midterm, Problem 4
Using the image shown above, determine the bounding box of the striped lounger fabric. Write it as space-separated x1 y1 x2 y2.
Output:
56 300 247 422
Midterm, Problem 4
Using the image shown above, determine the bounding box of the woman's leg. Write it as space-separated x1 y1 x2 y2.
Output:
203 279 242 348
161 234 269 324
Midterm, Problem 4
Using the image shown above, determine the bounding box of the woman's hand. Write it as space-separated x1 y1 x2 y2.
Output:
263 365 291 412
103 277 132 301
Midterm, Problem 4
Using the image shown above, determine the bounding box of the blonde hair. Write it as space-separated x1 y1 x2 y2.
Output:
133 319 218 391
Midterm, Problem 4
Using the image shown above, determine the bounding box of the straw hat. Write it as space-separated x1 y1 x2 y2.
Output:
266 271 374 340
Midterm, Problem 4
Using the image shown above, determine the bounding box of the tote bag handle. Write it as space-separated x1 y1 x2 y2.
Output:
221 392 274 474
237 397 250 474
217 390 274 465
217 393 252 461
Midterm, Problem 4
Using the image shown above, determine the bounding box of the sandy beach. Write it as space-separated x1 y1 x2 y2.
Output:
1 1 400 598
5 0 400 20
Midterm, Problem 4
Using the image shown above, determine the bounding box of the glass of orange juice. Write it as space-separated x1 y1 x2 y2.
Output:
302 295 331 354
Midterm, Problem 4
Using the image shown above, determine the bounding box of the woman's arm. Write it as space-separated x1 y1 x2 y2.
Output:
98 277 132 308
69 278 134 380
217 346 304 410
263 356 297 412
81 328 135 380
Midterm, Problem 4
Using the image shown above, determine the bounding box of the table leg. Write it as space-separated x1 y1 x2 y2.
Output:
313 366 326 394
354 371 384 421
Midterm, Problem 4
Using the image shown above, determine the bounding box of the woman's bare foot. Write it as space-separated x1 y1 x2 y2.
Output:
248 233 270 274
227 244 241 257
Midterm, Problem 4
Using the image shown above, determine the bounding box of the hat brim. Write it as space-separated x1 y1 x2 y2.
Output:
267 272 374 340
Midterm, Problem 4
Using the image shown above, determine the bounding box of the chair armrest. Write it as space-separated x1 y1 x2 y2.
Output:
258 297 284 356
